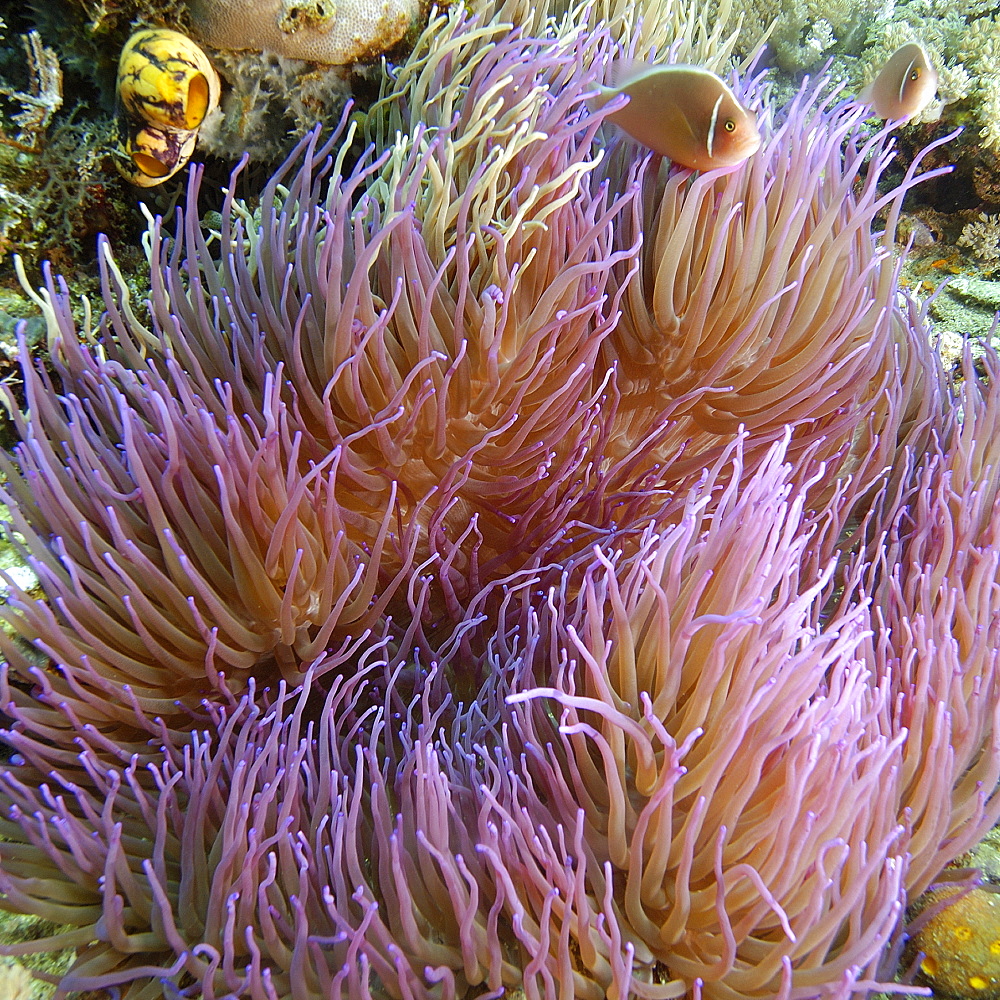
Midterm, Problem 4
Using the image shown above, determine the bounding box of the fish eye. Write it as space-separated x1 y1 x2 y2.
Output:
910 68 921 81
724 119 736 132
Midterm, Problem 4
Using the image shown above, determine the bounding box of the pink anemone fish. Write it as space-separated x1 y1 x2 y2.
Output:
592 65 761 171
858 41 938 121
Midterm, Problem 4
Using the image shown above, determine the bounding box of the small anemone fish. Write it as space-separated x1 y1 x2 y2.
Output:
591 65 761 171
858 42 937 121
114 27 221 186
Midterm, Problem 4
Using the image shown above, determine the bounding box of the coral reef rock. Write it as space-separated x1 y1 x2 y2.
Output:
187 0 420 64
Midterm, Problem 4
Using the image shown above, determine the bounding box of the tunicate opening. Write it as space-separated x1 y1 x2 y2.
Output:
186 73 209 130
133 151 172 177
920 957 938 977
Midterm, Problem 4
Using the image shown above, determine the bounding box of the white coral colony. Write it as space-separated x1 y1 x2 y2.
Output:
187 0 421 65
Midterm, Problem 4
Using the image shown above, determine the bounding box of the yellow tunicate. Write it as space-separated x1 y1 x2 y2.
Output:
117 28 221 131
115 121 199 187
114 27 221 186
970 978 990 991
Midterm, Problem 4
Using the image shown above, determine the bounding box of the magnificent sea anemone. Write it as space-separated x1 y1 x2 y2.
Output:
0 2 998 999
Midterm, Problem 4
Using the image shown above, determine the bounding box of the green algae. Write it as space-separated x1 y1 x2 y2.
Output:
930 276 1000 338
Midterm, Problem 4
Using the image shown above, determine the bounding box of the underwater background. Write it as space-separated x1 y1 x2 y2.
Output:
2 0 1000 998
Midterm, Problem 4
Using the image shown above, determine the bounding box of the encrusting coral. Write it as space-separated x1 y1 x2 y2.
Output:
187 0 422 65
911 887 1000 997
181 0 423 161
0 0 998 998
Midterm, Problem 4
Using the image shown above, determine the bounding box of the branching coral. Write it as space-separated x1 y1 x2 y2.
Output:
728 0 878 71
0 3 998 1000
957 211 1000 262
